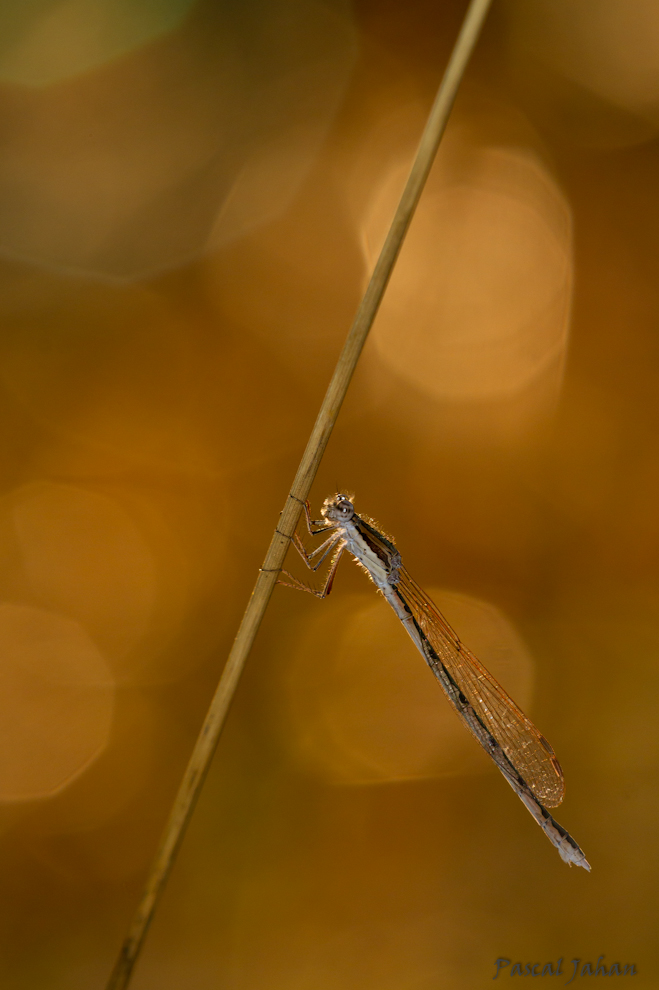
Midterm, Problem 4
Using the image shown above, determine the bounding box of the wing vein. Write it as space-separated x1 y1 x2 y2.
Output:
396 568 565 808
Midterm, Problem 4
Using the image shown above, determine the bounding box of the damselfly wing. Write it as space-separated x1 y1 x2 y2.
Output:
395 568 564 808
280 493 589 869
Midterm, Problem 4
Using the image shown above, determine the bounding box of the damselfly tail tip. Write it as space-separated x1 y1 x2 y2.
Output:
558 839 591 871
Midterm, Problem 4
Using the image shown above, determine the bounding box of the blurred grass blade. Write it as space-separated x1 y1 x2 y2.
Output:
105 1 494 986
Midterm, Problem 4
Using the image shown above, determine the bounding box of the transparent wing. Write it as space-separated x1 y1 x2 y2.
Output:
397 568 565 808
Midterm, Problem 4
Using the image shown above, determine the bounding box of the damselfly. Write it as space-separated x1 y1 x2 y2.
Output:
280 493 590 870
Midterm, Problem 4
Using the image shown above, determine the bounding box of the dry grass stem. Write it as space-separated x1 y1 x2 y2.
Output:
105 1 493 986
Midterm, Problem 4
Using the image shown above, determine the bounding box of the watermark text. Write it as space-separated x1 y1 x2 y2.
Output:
493 957 637 982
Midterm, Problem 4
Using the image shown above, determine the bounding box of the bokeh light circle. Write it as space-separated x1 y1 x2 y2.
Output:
12 482 157 663
282 589 534 785
0 0 197 88
0 603 114 801
505 0 659 138
0 0 356 278
364 142 572 402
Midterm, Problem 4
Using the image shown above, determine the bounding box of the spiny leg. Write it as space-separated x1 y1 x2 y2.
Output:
278 496 343 596
291 531 340 570
290 495 331 537
279 544 345 599
278 531 342 593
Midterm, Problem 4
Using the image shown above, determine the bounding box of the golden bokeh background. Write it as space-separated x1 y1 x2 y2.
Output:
0 0 656 987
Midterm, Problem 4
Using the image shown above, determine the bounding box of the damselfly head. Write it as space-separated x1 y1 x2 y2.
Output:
321 493 355 522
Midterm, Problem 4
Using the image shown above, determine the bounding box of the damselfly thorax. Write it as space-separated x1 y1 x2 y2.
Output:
279 492 590 871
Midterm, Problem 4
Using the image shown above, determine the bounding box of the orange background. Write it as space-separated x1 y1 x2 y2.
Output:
0 1 655 987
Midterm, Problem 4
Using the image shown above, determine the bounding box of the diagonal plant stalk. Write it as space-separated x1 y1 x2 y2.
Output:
106 1 493 986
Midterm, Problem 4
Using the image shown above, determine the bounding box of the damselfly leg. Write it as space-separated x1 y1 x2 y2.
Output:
278 498 345 598
291 532 339 570
278 492 590 869
291 496 332 536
